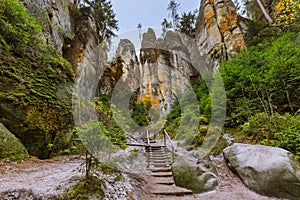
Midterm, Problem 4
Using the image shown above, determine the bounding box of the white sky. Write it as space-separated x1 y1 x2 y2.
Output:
108 0 200 59
111 0 200 33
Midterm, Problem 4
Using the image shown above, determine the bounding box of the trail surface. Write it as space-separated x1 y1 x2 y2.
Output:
0 155 287 200
134 155 286 200
0 156 82 199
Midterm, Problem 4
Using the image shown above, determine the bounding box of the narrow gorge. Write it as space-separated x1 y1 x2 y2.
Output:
1 0 300 199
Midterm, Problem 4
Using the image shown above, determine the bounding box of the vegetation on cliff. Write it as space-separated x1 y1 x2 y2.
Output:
220 31 300 159
164 3 300 158
0 0 74 158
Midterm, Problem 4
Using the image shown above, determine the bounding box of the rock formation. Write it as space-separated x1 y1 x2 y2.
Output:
21 0 76 53
0 0 249 158
223 143 300 200
196 0 246 70
0 123 29 161
116 28 196 116
0 0 105 158
172 150 218 193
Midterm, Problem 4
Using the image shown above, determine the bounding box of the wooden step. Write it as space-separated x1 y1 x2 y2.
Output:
151 172 173 177
150 160 169 164
150 184 193 196
152 177 174 185
150 167 172 172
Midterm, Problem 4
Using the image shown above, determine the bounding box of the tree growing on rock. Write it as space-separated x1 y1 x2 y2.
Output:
80 0 118 43
177 10 198 38
167 0 181 29
161 1 198 38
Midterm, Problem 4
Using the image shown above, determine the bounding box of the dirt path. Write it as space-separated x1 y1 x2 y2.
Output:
0 155 287 200
134 155 286 200
0 156 83 199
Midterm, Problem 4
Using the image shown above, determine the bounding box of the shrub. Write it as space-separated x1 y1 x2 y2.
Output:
241 112 300 159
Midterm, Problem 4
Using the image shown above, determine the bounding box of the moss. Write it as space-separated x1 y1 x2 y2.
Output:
0 123 29 161
62 177 104 200
0 0 75 158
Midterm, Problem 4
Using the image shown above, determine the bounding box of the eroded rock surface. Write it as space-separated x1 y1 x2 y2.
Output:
223 143 300 200
0 123 28 161
172 150 218 193
196 0 246 70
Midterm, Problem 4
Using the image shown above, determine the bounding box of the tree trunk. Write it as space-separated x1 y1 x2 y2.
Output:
255 0 273 24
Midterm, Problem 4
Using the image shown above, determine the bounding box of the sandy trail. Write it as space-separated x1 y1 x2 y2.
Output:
0 155 287 200
134 155 286 200
0 156 83 199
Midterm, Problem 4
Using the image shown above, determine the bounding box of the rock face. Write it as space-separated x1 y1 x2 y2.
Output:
115 39 140 91
0 123 29 161
117 29 197 116
0 0 105 158
22 0 76 53
172 150 218 193
196 0 246 70
223 143 300 200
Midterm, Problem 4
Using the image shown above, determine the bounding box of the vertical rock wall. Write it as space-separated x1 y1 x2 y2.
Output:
117 29 194 115
195 0 246 70
21 0 75 53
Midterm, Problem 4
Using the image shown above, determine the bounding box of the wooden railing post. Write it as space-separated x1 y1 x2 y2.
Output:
164 131 167 147
164 129 175 164
146 129 150 145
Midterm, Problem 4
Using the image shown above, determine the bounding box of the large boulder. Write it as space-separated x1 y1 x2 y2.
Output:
223 143 300 200
0 123 29 161
172 150 218 193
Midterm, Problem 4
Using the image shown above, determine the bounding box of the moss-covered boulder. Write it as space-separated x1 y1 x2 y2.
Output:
0 123 29 161
172 150 218 193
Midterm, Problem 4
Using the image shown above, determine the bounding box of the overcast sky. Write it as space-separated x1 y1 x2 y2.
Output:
111 0 200 33
108 1 200 59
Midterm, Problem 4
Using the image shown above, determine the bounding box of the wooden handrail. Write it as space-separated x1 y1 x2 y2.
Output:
146 129 150 145
164 129 175 164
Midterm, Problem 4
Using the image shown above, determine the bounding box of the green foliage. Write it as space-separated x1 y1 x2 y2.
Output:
161 1 197 38
244 21 280 47
241 112 300 159
94 97 127 147
0 0 74 158
176 10 198 38
130 99 151 127
80 0 118 42
62 176 104 200
0 0 42 52
164 76 212 145
220 32 300 126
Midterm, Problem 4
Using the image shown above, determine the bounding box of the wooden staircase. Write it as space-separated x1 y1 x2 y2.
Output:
143 131 193 196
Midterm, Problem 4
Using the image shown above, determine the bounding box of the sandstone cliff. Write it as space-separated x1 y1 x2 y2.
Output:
1 0 248 158
0 0 106 158
116 28 197 116
196 0 246 70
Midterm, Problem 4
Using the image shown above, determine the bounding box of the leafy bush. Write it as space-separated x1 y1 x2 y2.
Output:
241 112 300 159
220 32 300 126
0 0 42 53
62 176 104 200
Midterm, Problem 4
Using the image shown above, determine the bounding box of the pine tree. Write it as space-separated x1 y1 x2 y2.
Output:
167 0 180 29
137 23 142 44
81 0 118 42
177 10 198 38
161 18 172 37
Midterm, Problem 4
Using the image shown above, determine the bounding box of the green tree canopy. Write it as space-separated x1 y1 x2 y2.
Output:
80 0 118 42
